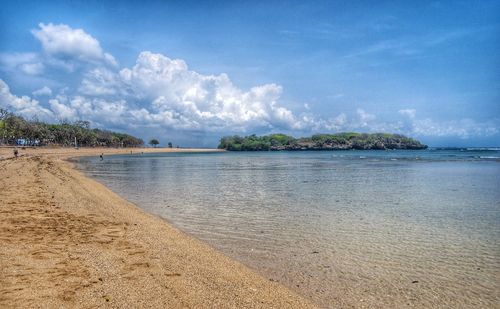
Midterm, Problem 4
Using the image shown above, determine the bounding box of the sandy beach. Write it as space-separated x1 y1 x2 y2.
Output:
0 147 316 308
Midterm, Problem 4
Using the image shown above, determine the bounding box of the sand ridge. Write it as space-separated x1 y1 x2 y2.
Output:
0 149 317 308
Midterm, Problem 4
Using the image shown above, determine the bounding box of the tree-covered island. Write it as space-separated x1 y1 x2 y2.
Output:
218 133 427 151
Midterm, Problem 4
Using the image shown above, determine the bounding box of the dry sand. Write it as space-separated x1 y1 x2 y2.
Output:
0 147 317 308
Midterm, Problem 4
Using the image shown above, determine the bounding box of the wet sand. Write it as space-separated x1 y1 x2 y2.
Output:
0 146 222 160
0 147 316 308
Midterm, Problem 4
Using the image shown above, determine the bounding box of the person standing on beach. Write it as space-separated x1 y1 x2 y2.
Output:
13 148 18 158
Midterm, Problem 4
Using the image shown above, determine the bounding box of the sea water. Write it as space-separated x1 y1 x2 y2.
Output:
74 149 500 308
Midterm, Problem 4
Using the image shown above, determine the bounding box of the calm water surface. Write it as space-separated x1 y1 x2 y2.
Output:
74 149 500 308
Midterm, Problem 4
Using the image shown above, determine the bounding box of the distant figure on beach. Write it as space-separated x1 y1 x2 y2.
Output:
100 153 103 161
13 148 18 158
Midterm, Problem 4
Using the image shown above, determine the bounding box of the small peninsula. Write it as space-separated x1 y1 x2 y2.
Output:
218 133 427 151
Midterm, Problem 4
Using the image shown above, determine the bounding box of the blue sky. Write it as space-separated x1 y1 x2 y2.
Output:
1 0 499 147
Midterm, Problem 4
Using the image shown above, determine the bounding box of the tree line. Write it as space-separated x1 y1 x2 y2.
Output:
0 109 144 147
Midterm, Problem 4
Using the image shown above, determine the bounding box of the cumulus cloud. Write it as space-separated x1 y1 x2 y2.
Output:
49 97 77 120
32 86 52 96
88 51 302 131
31 23 117 68
0 79 52 119
79 67 123 96
3 74 498 140
0 52 44 75
46 94 133 125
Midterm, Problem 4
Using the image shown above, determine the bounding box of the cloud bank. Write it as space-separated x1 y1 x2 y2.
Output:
0 22 498 143
32 23 117 68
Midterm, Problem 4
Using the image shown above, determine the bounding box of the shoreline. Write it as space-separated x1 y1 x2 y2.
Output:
0 147 316 308
0 146 224 160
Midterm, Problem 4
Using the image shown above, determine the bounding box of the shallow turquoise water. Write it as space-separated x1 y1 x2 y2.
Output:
75 149 500 308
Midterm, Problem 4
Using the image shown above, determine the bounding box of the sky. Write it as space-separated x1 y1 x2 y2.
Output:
0 0 499 147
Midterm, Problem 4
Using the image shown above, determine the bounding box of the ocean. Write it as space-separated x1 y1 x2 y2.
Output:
74 149 500 308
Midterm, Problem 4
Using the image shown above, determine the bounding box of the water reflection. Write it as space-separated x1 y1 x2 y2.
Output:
75 150 500 308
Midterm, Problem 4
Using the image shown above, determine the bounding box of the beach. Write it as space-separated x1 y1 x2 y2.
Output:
0 147 316 308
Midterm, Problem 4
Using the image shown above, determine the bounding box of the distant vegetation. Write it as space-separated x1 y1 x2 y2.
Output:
149 139 159 148
0 109 144 147
218 133 427 151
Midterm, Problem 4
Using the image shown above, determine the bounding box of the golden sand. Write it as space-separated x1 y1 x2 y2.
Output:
0 147 317 308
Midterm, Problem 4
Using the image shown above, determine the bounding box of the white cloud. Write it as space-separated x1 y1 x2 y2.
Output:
31 23 117 67
399 108 416 119
0 79 53 119
2 74 498 141
115 51 300 131
79 67 122 96
396 108 496 138
20 62 45 75
0 52 44 75
49 98 77 120
32 86 52 96
326 113 348 130
404 117 499 139
0 52 38 67
356 108 376 126
47 95 132 125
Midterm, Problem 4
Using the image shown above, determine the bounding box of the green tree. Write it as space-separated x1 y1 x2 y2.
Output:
168 142 173 148
0 110 144 147
218 133 426 151
149 139 159 148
